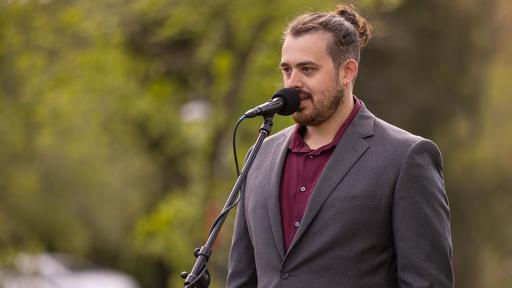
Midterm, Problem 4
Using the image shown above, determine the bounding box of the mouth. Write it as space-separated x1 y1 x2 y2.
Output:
299 91 312 102
297 92 312 112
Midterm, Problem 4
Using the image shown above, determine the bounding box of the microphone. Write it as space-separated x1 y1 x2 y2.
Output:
243 88 300 118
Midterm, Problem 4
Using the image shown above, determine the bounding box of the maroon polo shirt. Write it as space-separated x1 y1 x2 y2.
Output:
279 97 361 251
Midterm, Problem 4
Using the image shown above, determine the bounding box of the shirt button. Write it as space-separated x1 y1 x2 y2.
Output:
300 186 306 192
294 221 300 227
308 155 314 159
281 273 289 279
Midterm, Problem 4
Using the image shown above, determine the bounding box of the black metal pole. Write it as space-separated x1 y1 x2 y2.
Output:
182 115 274 288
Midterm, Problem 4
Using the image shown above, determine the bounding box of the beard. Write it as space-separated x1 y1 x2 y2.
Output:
292 85 344 126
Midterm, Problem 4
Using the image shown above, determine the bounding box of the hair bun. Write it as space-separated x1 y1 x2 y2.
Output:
335 4 373 48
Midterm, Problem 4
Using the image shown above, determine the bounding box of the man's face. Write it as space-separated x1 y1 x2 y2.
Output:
280 31 344 126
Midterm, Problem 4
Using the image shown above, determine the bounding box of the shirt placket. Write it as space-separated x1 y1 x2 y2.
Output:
291 151 316 234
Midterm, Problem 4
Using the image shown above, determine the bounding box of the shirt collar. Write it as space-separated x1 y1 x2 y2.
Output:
288 96 361 154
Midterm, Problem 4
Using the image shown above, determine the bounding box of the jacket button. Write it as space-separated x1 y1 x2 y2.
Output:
281 273 289 279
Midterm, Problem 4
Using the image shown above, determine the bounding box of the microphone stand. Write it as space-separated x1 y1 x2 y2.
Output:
181 114 275 288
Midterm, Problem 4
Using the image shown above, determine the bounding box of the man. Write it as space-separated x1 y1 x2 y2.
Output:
227 4 453 288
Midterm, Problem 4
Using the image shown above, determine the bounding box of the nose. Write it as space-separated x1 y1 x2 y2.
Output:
285 70 303 89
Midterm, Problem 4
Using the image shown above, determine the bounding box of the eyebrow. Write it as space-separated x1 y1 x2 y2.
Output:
279 61 318 68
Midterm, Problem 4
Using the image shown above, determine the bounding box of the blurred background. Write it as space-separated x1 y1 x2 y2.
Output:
0 0 511 287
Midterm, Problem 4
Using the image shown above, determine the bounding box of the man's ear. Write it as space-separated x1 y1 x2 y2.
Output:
339 59 359 85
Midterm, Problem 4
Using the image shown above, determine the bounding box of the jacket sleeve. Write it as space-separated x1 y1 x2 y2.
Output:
393 139 453 288
226 182 258 288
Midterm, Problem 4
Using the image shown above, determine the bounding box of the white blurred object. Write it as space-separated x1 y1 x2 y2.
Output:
0 253 140 288
180 99 211 123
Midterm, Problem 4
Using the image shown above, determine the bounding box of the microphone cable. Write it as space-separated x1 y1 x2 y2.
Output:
206 115 246 236
186 116 246 288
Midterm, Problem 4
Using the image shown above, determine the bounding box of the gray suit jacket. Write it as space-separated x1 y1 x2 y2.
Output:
227 104 453 288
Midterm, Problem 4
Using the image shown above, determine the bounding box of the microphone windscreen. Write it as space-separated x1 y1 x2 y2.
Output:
272 88 300 116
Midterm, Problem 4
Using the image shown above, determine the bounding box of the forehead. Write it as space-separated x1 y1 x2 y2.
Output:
281 31 333 66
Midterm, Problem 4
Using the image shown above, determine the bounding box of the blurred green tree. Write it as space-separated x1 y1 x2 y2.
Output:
0 0 163 281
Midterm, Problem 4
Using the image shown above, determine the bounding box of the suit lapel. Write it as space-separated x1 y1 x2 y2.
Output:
286 105 375 255
266 128 294 259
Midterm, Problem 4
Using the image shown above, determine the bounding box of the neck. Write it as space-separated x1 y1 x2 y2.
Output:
303 92 354 150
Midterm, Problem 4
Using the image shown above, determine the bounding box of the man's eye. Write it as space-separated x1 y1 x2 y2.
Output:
303 67 314 73
282 67 291 74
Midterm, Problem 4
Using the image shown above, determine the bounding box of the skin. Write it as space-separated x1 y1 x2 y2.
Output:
280 31 359 149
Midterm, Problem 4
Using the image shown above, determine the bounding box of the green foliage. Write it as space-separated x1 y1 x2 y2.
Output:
134 192 199 269
0 0 159 260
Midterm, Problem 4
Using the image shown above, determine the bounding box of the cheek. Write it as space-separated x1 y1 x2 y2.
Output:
313 73 337 89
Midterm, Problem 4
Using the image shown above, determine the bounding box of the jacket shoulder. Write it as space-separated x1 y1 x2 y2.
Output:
263 125 295 145
373 117 427 147
370 117 443 169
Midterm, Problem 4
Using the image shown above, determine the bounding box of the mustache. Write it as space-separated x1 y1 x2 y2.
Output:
296 89 313 100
